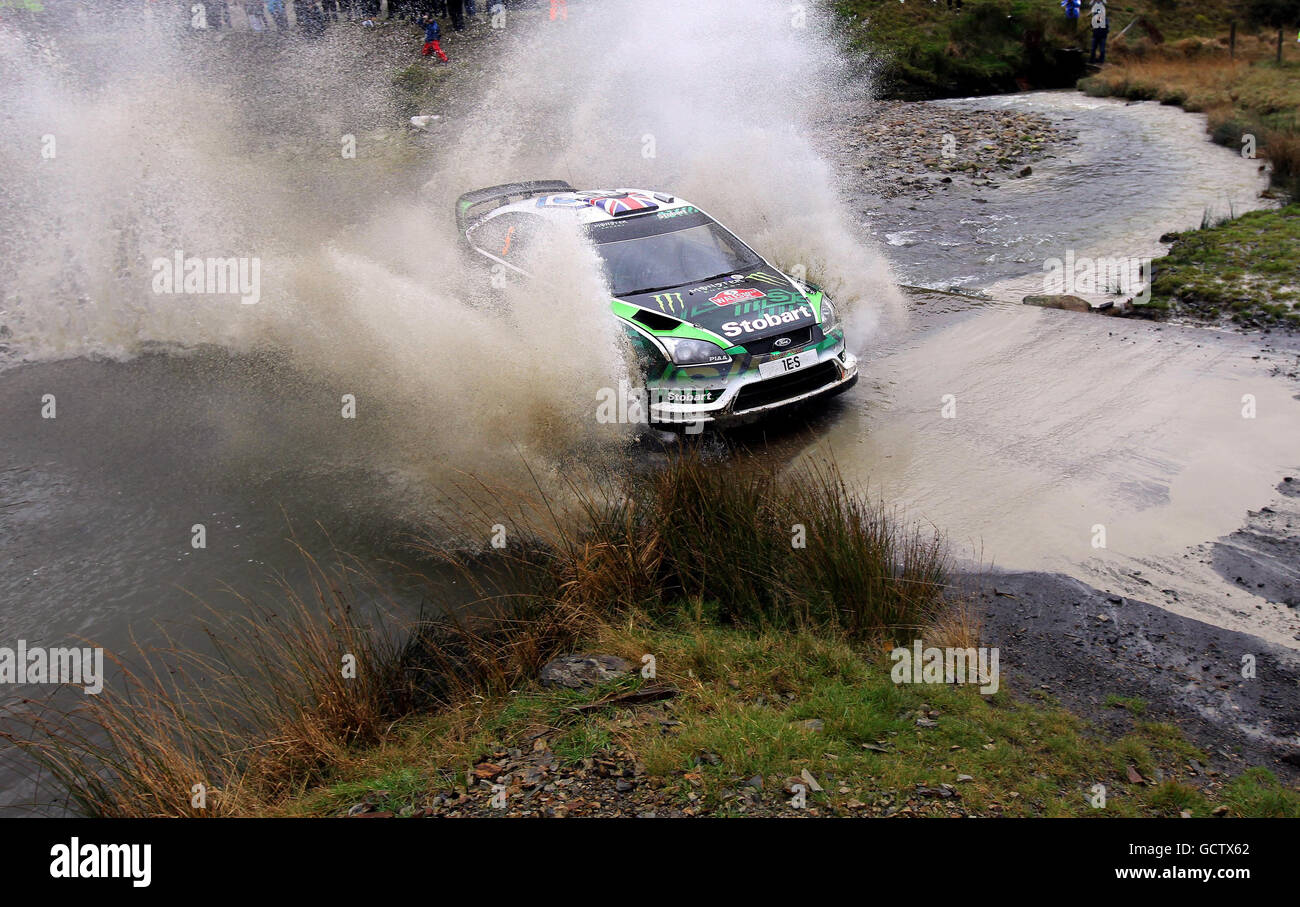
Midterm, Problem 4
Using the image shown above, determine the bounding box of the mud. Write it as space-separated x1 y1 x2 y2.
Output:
968 569 1300 779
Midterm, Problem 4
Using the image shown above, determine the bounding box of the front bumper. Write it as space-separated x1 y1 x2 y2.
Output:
647 342 858 429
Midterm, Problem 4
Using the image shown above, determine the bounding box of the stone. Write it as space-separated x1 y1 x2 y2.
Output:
1022 294 1093 313
539 654 633 689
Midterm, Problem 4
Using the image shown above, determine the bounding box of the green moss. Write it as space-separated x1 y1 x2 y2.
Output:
1147 204 1300 325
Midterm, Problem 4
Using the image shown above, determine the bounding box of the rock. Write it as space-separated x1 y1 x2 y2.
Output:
1017 165 1032 177
1126 765 1145 784
473 762 504 780
1212 805 1230 816
409 114 442 130
956 774 974 782
915 717 938 728
1022 294 1093 313
793 718 825 733
745 775 764 789
539 654 633 689
915 784 959 799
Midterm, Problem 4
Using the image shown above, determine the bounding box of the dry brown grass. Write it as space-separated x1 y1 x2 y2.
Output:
3 449 961 816
1080 38 1300 195
2 546 413 816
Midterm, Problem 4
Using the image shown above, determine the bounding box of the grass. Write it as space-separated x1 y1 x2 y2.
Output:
1 547 416 817
1145 204 1300 326
1076 29 1300 194
5 444 1295 817
1074 30 1299 328
835 0 1274 98
277 617 1300 818
1 449 958 816
838 0 1095 97
1104 694 1149 716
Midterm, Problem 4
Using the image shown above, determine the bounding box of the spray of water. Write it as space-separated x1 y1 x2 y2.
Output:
0 1 902 483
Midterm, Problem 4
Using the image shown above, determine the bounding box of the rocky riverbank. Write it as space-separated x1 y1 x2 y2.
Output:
324 615 1300 820
819 99 1076 201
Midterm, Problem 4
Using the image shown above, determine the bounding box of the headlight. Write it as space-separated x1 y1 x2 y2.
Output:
819 297 841 334
661 337 731 366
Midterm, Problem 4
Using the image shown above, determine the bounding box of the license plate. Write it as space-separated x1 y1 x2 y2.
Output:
758 348 816 380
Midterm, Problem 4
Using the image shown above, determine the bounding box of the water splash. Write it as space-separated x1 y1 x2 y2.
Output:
0 1 900 474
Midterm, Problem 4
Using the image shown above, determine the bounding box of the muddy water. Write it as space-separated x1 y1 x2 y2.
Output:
815 304 1300 646
866 92 1271 294
796 92 1300 648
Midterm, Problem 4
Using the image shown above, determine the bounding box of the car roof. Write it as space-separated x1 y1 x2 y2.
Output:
481 188 699 226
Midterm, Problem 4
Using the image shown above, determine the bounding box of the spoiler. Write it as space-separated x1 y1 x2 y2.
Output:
455 180 575 235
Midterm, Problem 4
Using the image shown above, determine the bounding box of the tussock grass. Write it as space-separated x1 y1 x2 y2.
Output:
2 547 411 817
4 448 954 815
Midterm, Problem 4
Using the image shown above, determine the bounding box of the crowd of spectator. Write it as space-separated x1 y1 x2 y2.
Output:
183 1 484 34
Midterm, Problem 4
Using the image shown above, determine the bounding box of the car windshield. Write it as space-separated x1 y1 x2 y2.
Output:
591 221 761 296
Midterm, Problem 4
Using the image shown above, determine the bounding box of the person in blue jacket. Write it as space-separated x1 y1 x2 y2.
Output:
265 0 288 30
421 15 448 61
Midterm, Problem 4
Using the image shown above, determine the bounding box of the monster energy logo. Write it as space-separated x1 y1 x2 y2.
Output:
652 292 684 313
747 272 785 286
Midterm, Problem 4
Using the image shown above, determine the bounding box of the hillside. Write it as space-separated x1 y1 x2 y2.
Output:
836 0 1287 97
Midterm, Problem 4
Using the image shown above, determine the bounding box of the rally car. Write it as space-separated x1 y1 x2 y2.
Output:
456 181 858 428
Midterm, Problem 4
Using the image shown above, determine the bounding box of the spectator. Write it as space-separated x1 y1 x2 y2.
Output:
265 0 289 29
293 0 326 35
421 14 448 60
1061 0 1080 26
448 0 464 30
206 0 231 29
1089 0 1108 63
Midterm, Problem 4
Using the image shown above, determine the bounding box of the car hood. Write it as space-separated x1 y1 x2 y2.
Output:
617 269 821 346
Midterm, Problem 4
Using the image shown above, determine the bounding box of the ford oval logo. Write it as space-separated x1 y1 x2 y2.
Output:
773 337 792 348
